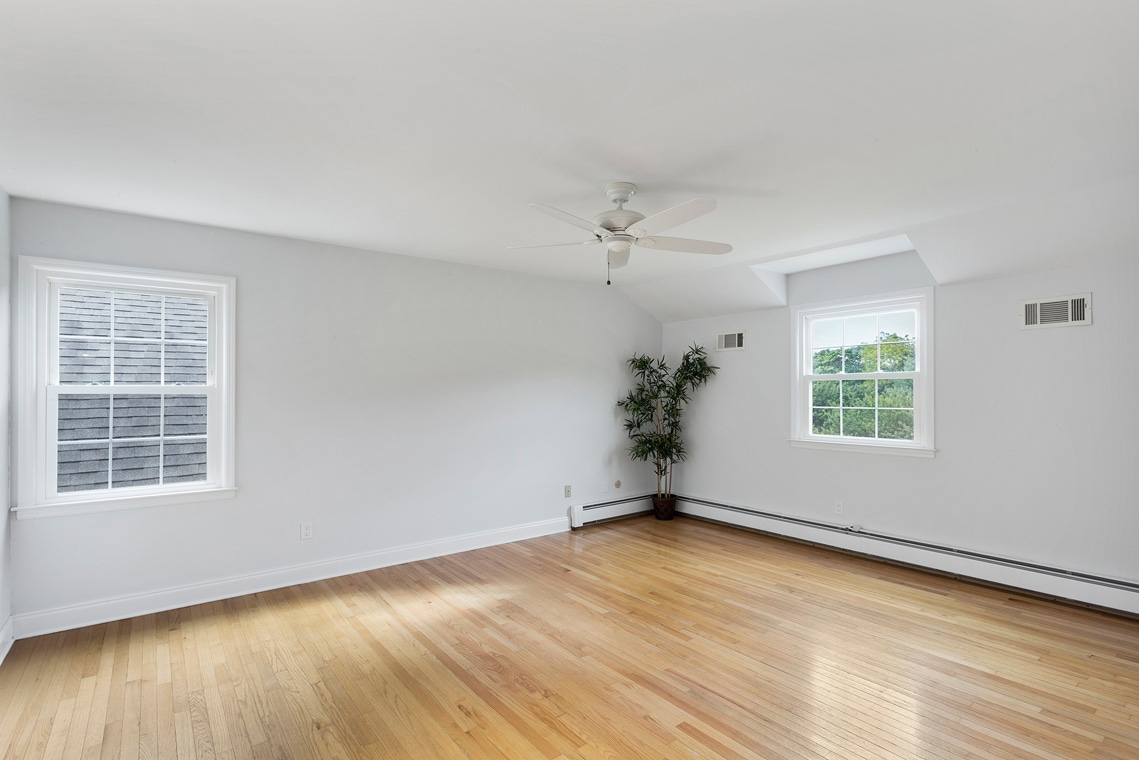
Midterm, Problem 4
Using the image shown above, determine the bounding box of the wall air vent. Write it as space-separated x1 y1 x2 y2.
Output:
716 331 745 351
1020 293 1092 329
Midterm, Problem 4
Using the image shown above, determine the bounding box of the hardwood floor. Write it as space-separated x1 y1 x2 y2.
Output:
2 516 1138 759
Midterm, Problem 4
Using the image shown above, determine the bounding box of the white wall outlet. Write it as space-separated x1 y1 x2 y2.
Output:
300 521 313 540
834 500 844 515
602 480 609 493
564 485 572 498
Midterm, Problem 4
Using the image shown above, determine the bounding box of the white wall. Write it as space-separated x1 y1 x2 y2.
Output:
10 199 659 630
664 255 1139 602
0 188 11 658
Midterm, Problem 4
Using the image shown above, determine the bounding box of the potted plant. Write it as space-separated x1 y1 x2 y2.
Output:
618 344 718 520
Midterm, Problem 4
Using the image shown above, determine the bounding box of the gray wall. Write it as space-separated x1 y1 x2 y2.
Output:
9 199 660 627
0 187 10 653
664 255 1138 586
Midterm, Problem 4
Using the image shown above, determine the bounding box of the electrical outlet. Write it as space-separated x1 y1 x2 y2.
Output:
300 522 313 540
564 485 572 498
602 480 609 493
834 500 844 515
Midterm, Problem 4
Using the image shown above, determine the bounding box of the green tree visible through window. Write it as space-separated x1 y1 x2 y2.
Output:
809 328 916 441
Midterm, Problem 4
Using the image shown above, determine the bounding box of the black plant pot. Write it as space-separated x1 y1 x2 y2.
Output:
652 496 677 520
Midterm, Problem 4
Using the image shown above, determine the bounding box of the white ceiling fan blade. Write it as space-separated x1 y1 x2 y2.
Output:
531 204 604 235
628 198 716 236
636 236 732 254
508 239 602 250
608 248 630 269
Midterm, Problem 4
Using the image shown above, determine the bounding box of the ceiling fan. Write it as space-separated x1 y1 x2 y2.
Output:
512 182 732 278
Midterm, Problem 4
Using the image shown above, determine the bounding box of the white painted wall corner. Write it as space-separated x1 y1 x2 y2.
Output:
0 617 13 667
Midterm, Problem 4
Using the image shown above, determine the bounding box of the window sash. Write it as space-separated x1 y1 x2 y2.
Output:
46 385 221 499
15 256 236 516
792 289 934 454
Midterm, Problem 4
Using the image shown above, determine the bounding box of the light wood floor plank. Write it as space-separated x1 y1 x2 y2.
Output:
3 516 1139 758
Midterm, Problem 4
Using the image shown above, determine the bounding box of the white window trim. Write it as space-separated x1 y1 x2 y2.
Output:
789 287 936 457
13 257 237 519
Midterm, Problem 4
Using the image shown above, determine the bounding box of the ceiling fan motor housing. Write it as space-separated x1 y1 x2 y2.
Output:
593 208 645 234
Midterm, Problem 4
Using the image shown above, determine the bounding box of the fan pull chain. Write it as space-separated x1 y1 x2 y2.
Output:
606 259 611 286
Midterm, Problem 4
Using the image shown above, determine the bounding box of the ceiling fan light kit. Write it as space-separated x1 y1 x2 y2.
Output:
513 182 732 280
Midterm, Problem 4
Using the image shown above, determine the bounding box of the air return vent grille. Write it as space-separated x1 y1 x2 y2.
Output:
716 332 745 351
1020 293 1091 329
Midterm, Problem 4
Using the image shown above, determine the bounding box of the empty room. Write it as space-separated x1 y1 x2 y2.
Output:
1 1 1138 758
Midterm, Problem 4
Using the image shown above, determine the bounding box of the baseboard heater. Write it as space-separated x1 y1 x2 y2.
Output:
675 496 1139 616
569 494 653 529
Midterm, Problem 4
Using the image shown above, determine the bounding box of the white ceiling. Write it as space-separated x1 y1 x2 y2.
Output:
3 1 1138 322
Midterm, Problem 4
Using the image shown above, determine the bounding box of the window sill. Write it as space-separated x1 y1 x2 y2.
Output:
789 439 936 458
12 487 237 519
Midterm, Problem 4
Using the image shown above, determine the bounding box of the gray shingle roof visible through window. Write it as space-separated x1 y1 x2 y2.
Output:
59 288 111 337
114 292 162 339
164 395 207 436
58 395 110 441
58 289 208 386
163 439 207 482
55 288 213 493
165 344 206 384
111 441 161 487
56 392 209 492
57 443 110 492
166 297 208 341
112 395 161 439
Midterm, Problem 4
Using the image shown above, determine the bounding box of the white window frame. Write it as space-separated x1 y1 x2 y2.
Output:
790 287 935 457
14 257 236 518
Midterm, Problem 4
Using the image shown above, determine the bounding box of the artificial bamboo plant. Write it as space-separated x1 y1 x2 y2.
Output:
618 345 718 500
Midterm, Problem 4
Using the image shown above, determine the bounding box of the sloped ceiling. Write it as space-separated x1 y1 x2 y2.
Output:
2 1 1137 322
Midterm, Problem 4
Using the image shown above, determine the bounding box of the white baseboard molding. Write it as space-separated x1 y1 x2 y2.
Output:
678 497 1139 616
0 616 13 667
569 495 653 529
13 517 567 640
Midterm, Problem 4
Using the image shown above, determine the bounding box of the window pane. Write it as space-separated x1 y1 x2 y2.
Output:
844 409 876 438
114 292 162 338
165 343 207 385
59 289 111 337
879 310 916 341
842 380 875 408
112 441 161 488
811 380 840 407
59 339 111 385
842 344 877 373
812 408 840 435
879 409 915 440
880 341 915 372
113 342 161 384
164 439 207 483
844 314 878 345
878 379 914 409
810 318 843 348
165 297 208 341
812 348 842 374
58 395 110 441
112 395 161 439
164 395 208 436
58 443 110 492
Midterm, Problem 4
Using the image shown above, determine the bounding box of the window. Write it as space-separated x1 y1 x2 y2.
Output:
15 258 236 517
791 289 934 456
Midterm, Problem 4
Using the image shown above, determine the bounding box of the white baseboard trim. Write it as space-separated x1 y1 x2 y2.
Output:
569 495 653 528
12 517 567 640
0 616 14 667
678 497 1139 616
